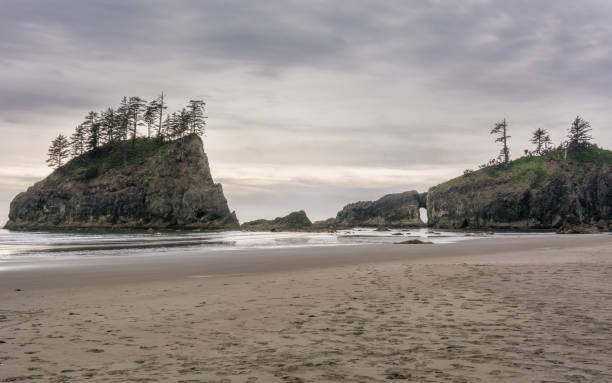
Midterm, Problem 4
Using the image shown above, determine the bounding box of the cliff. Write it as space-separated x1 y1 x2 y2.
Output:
241 210 312 231
426 146 612 231
5 134 239 230
333 191 426 228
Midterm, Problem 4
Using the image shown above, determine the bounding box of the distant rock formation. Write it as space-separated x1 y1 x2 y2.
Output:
241 210 312 231
332 191 426 228
5 134 239 230
426 147 611 232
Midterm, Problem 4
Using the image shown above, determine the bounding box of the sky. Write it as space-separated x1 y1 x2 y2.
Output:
1 0 612 223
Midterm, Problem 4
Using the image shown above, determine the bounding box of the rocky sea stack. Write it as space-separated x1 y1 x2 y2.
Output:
5 134 239 230
241 210 312 232
426 146 612 232
333 191 426 228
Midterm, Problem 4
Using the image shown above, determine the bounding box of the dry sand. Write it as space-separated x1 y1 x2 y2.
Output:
1 235 611 382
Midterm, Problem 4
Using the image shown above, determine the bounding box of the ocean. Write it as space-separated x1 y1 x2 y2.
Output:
0 227 555 263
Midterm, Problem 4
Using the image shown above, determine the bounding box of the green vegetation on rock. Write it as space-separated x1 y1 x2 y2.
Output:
427 145 612 231
58 137 173 183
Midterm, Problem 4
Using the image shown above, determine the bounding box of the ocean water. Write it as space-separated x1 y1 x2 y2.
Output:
0 227 552 263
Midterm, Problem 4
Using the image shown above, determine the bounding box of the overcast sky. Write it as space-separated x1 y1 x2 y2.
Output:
1 0 612 223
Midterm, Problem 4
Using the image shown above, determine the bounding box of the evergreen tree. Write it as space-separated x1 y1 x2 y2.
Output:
143 100 159 138
82 111 101 151
100 108 117 143
116 96 131 141
490 118 511 165
70 124 86 157
46 134 70 169
567 116 592 152
161 114 173 140
177 108 191 139
187 99 206 135
128 96 146 145
530 128 552 155
155 92 167 139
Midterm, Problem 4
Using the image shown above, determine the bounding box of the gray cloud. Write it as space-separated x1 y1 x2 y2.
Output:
1 0 612 222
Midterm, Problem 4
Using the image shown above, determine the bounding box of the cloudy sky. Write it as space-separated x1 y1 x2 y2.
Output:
1 0 611 223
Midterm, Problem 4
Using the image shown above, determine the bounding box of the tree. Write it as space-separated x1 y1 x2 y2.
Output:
128 96 146 145
116 96 131 141
46 134 71 169
143 102 158 138
174 109 190 139
567 116 592 153
82 111 101 151
154 92 167 139
70 124 86 157
490 118 511 165
100 108 117 143
530 128 552 155
187 99 206 135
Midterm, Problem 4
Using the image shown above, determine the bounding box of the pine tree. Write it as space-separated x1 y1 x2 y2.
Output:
567 116 592 153
128 96 146 145
530 128 552 155
161 114 173 140
490 118 511 165
155 92 167 139
82 111 100 151
144 101 159 138
176 108 190 139
70 124 86 157
100 108 117 143
46 134 71 169
187 99 206 136
116 96 131 141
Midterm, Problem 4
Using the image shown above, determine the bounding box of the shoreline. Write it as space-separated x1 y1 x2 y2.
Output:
1 234 609 290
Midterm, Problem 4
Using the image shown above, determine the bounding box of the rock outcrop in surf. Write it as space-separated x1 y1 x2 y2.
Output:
5 134 239 230
426 147 611 232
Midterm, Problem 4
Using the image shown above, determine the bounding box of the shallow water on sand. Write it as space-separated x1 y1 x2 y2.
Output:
0 228 555 262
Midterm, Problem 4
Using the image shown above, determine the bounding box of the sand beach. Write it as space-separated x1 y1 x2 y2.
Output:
1 235 611 382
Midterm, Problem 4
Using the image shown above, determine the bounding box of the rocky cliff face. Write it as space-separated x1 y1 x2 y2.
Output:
241 211 312 231
5 134 239 230
426 148 611 231
334 191 425 228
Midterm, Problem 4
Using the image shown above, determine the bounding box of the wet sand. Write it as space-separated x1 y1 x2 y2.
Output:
1 235 611 382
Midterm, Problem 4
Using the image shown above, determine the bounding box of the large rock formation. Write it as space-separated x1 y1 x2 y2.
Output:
241 210 312 231
426 147 611 231
5 134 239 230
333 191 426 228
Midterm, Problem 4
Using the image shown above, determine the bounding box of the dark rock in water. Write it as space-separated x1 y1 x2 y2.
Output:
5 134 239 230
426 147 611 231
311 217 338 232
556 223 600 234
397 239 433 244
334 191 426 228
241 210 312 232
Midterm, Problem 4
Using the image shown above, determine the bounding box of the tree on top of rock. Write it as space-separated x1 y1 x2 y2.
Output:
567 116 592 153
530 128 552 155
47 134 70 169
490 118 511 166
128 96 146 145
70 124 86 157
187 99 206 136
82 111 101 151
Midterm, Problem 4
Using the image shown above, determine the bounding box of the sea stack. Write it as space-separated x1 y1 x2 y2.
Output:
426 146 611 232
5 134 239 230
333 190 426 228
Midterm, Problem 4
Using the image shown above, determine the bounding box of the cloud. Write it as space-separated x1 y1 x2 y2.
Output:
1 0 612 222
